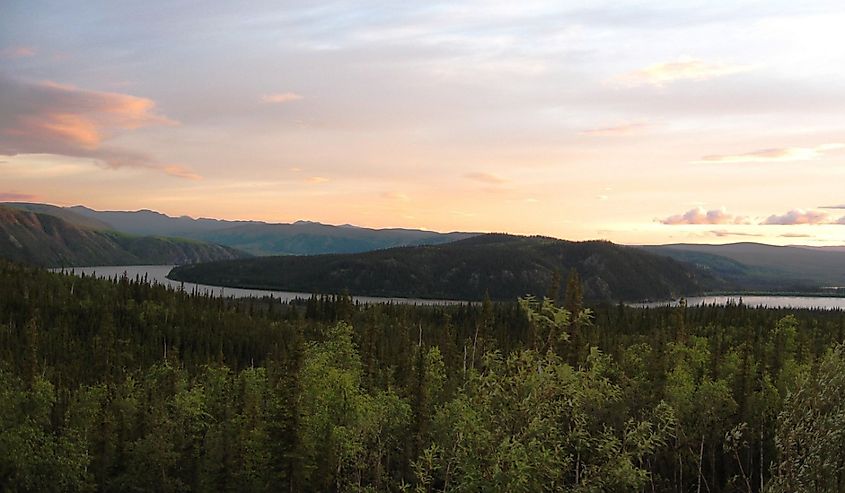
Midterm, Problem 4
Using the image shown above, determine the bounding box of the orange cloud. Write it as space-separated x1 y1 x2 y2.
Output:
580 122 650 136
661 207 749 225
382 191 410 201
0 75 196 179
163 165 202 181
23 113 102 149
699 143 845 164
306 176 329 184
465 172 508 184
261 92 304 104
615 57 752 87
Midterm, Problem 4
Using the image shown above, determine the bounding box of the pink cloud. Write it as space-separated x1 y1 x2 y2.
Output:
709 230 763 238
699 143 845 164
0 191 37 201
661 207 749 225
261 92 303 104
580 122 650 137
763 209 829 225
0 46 36 59
0 75 198 179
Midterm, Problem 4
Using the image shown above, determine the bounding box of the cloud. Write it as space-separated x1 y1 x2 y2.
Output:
699 143 845 164
0 46 36 59
382 191 410 201
709 230 763 238
306 176 329 184
779 233 813 238
820 204 845 209
762 209 829 225
580 122 650 136
465 172 508 184
615 57 753 87
162 165 202 180
0 75 198 179
261 92 303 104
660 207 748 225
0 192 37 201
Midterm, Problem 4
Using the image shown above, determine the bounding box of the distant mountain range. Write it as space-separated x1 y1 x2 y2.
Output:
0 206 247 267
5 201 845 301
643 243 845 291
6 203 475 256
169 234 716 302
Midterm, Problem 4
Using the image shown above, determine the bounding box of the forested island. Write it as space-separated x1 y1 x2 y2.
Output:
2 259 844 491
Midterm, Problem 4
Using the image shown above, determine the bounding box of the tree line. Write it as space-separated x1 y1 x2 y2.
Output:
1 260 844 491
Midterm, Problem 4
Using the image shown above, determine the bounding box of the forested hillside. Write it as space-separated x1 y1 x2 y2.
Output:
170 233 718 302
0 206 247 267
2 260 844 491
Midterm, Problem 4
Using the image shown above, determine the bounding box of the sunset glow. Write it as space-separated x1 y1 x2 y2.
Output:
3 1 845 245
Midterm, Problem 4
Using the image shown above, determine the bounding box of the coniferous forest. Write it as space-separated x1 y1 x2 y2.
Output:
2 259 845 492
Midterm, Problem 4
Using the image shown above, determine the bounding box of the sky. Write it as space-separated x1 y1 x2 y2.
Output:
2 0 845 245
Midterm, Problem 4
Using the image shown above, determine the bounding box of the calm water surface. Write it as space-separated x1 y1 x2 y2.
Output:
52 265 467 305
52 266 845 309
634 295 845 310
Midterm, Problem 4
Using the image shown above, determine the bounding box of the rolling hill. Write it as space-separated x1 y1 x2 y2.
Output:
642 243 845 291
168 233 717 302
4 203 477 255
0 206 248 267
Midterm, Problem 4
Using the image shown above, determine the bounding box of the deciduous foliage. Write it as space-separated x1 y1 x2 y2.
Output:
0 259 843 491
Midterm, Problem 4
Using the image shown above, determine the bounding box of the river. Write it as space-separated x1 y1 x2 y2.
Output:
52 266 845 309
633 295 845 310
51 265 468 305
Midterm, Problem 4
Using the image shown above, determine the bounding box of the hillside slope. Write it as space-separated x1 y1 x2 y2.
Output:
169 234 716 302
0 206 248 267
643 243 845 291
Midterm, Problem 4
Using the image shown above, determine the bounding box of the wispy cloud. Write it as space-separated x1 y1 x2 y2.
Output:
660 207 748 225
709 230 763 238
615 57 753 87
162 165 202 181
698 143 845 164
763 209 829 225
382 191 410 201
0 191 37 201
0 46 36 59
580 122 650 137
0 75 198 179
306 176 329 184
465 172 508 184
261 92 303 104
780 233 813 238
820 204 845 209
